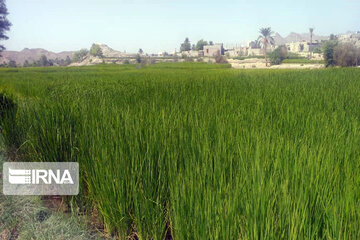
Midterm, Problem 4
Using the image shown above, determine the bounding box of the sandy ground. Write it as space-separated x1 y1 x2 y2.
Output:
228 58 324 69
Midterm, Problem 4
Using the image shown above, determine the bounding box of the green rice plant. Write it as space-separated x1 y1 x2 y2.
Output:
0 63 360 239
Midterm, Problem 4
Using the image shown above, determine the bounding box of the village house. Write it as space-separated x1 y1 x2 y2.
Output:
203 44 224 57
286 40 321 53
337 32 360 47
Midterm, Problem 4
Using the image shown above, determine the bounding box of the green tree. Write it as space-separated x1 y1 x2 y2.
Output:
73 49 89 62
258 27 275 66
90 44 103 57
23 60 30 67
65 56 72 65
322 40 338 67
0 0 11 53
180 38 191 52
138 48 144 55
38 55 49 66
209 41 214 45
269 45 287 65
334 43 360 67
195 39 208 51
329 34 337 41
135 54 142 63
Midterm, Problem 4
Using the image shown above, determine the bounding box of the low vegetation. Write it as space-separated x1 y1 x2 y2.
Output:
1 63 360 239
282 58 325 64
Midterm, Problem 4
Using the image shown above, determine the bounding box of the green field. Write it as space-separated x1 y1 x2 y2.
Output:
1 63 360 239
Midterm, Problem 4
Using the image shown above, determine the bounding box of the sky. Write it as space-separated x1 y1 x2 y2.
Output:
3 0 360 53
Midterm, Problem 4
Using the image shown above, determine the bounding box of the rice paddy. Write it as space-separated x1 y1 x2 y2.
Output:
1 63 360 239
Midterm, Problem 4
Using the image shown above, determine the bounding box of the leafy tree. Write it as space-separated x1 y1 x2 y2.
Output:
73 49 89 62
329 34 337 41
135 54 142 63
90 44 103 57
269 46 287 65
334 43 360 67
38 55 49 66
209 41 214 45
23 60 30 67
180 38 191 52
138 48 144 55
0 0 11 52
258 27 275 66
322 40 338 67
195 39 208 51
65 56 72 65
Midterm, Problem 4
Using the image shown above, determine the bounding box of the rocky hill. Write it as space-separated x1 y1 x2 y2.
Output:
274 32 329 45
0 48 74 65
97 44 128 58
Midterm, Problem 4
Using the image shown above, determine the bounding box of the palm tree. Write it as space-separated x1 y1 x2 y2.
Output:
309 28 314 59
258 27 275 66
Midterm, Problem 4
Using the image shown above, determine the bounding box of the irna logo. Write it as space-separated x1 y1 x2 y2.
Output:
8 168 74 185
3 162 79 195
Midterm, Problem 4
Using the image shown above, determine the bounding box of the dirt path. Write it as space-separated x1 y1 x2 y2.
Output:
228 58 324 69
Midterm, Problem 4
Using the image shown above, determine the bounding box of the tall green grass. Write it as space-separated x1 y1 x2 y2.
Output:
1 63 360 239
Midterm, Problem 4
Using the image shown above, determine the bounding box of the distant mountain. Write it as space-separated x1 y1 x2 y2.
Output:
0 48 74 65
274 32 329 45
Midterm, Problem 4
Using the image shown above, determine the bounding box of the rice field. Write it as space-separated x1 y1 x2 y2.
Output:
1 63 360 239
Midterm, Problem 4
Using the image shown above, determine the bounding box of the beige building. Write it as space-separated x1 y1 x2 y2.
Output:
286 41 320 53
337 33 360 47
203 44 224 57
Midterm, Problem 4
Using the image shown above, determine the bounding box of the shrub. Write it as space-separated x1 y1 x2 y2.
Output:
214 52 228 64
313 47 322 54
286 52 305 59
123 59 130 64
269 46 287 65
334 43 360 67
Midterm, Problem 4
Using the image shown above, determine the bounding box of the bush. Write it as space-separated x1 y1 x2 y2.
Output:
214 52 228 64
334 43 360 67
313 47 322 54
123 59 130 64
322 40 338 67
286 52 305 59
269 46 287 65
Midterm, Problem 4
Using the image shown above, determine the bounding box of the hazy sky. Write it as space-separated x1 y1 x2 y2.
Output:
3 0 360 53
